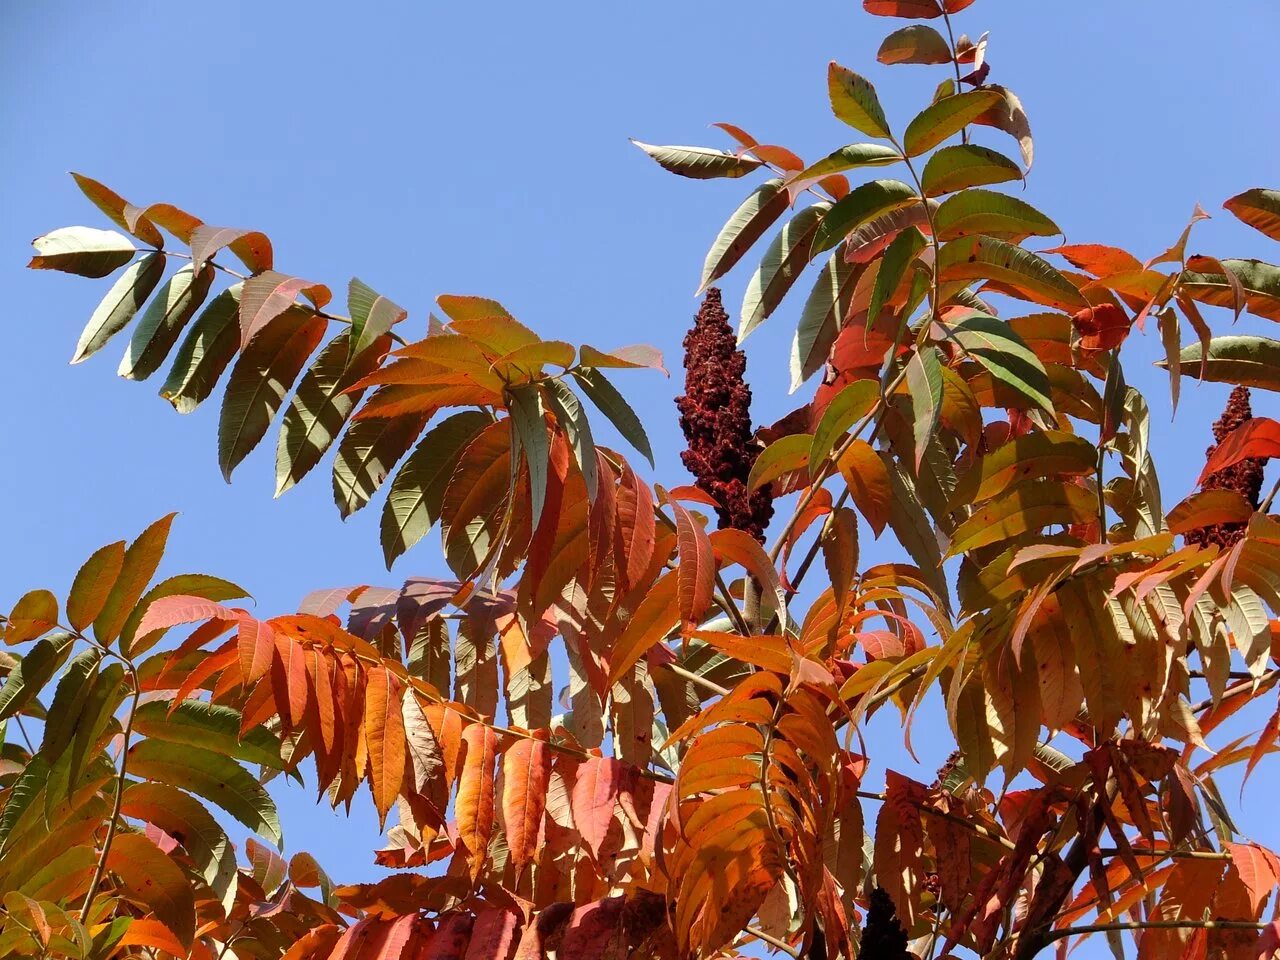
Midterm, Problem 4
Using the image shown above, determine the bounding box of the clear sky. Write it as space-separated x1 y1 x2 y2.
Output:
4 1 1280 955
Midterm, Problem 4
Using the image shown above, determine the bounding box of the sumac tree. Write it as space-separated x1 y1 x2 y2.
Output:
8 1 1280 958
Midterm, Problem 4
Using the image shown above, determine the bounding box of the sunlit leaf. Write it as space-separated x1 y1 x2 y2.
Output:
118 263 215 381
28 226 136 278
71 252 165 364
160 282 244 413
632 140 763 179
699 179 789 294
827 62 891 140
902 90 1001 157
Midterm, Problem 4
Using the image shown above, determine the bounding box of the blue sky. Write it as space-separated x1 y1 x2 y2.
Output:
4 0 1280 953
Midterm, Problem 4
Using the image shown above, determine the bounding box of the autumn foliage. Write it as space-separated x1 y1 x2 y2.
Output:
10 0 1280 958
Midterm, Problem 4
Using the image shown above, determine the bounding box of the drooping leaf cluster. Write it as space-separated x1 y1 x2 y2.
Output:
10 0 1280 958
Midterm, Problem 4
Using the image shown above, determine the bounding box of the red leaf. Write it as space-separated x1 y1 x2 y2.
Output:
239 269 332 346
135 595 242 639
570 756 624 859
1228 842 1280 915
189 223 274 274
462 908 519 960
1199 417 1280 484
863 0 942 17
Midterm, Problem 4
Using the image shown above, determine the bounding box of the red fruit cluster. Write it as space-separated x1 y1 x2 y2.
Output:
675 289 774 542
1185 386 1269 549
857 887 910 959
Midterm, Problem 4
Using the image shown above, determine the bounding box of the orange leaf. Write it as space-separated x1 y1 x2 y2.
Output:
365 666 407 828
272 633 310 734
117 918 189 957
606 571 679 687
237 617 276 687
107 833 196 950
502 734 551 872
280 924 343 960
614 465 656 591
671 501 715 629
455 724 497 878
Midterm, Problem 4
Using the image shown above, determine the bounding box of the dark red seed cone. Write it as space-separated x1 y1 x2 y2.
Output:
857 887 910 960
1184 386 1269 549
675 289 774 542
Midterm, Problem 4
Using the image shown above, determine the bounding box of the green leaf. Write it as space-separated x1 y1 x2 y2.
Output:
126 740 283 847
904 347 944 468
68 661 126 788
739 203 830 341
946 480 1097 556
381 411 491 568
699 179 789 295
0 633 73 721
944 311 1054 414
882 456 950 611
28 227 136 278
346 278 406 365
789 144 903 195
0 757 48 854
39 648 101 762
902 89 1003 157
509 384 550 528
791 253 860 391
118 263 215 381
933 188 1060 241
1158 335 1280 391
542 379 598 499
921 144 1022 197
813 179 918 256
1224 188 1280 241
1182 258 1280 321
276 332 388 496
948 430 1098 509
66 541 125 632
810 379 879 470
827 62 891 139
878 24 952 64
218 306 327 481
332 414 427 519
866 226 925 329
748 434 812 492
631 140 762 179
133 700 283 768
94 513 176 646
71 253 164 364
571 368 654 466
159 283 244 414
937 235 1087 311
1158 308 1182 413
